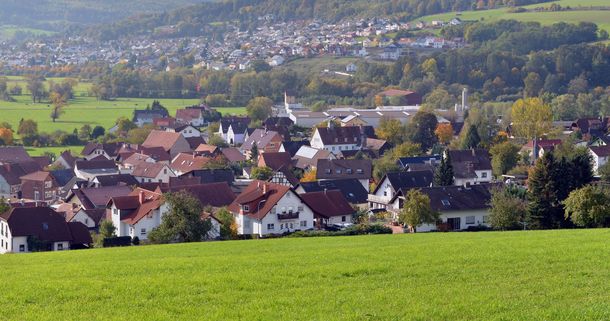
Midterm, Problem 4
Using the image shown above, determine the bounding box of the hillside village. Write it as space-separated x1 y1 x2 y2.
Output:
2 86 609 254
0 17 464 71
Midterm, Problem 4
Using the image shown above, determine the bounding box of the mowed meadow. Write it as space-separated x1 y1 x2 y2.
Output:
0 77 246 135
1 230 609 321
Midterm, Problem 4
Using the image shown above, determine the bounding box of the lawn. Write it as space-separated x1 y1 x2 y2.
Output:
0 230 608 320
415 0 610 33
0 94 246 135
24 146 84 157
282 56 363 74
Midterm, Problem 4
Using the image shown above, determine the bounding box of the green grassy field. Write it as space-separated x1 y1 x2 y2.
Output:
415 0 610 33
24 146 84 157
0 230 608 320
283 57 363 74
0 25 56 40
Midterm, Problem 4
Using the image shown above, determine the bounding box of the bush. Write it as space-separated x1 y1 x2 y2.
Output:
288 224 392 238
103 236 132 247
131 236 140 245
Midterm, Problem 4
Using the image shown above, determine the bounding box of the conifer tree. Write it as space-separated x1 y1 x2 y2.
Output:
434 152 454 186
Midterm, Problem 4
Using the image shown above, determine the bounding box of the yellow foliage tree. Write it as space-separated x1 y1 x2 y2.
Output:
301 169 317 182
0 128 13 145
434 123 454 145
511 97 552 140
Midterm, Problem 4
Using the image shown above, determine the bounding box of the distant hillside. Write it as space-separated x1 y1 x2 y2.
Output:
86 0 552 40
0 0 209 34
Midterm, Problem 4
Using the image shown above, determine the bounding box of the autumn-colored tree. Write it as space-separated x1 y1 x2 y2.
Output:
374 95 384 107
511 97 552 141
398 189 439 233
0 128 14 145
376 117 406 145
301 169 317 182
434 123 453 145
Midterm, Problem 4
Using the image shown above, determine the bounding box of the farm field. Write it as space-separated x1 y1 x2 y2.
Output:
282 56 363 74
0 230 608 320
415 0 610 33
24 146 84 157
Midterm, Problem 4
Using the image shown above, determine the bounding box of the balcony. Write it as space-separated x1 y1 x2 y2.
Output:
277 212 299 220
367 194 391 205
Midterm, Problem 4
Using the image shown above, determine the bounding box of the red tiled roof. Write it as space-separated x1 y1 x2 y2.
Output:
221 148 246 162
378 89 417 97
142 130 182 152
170 153 211 174
132 163 168 178
300 190 353 218
228 180 291 220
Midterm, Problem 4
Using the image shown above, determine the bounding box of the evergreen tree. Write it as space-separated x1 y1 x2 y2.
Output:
434 152 454 186
462 124 481 149
527 152 562 229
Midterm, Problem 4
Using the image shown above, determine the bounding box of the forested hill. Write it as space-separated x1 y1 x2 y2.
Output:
0 0 207 32
85 0 552 40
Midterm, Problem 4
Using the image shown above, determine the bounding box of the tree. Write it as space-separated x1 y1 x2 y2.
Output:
406 111 438 151
148 191 212 244
489 186 528 230
94 220 117 248
523 72 543 97
0 196 9 214
250 166 273 180
490 141 520 176
250 142 259 162
376 117 406 145
434 152 454 186
126 126 154 144
527 152 561 229
17 119 38 145
246 97 273 123
563 185 610 228
215 207 238 240
462 124 481 149
78 124 92 141
435 123 453 145
207 135 228 147
423 87 457 110
598 162 610 183
116 117 137 134
26 76 45 103
0 128 14 145
511 97 552 140
91 126 105 139
391 142 421 158
398 189 439 233
301 169 317 182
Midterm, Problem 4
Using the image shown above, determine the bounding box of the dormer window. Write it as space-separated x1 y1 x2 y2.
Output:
346 169 353 174
356 169 363 174
336 169 342 174
325 169 331 174
242 205 250 212
441 199 450 206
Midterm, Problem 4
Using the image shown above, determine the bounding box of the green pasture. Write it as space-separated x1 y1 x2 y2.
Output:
0 229 608 320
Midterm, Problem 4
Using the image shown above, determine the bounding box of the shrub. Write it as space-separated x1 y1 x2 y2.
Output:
132 236 140 245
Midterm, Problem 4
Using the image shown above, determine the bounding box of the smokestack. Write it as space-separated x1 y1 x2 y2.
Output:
139 191 145 204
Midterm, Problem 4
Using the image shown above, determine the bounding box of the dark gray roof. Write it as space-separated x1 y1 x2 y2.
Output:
299 178 368 204
392 184 495 212
374 170 433 194
50 169 75 187
316 159 372 180
448 149 492 179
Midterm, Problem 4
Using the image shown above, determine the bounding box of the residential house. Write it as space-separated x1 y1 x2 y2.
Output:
219 117 250 146
74 159 119 181
300 190 354 228
310 126 365 154
165 125 202 138
293 146 335 170
241 129 283 160
166 182 236 208
376 89 422 105
0 206 91 254
448 149 492 186
397 155 441 172
65 186 133 210
107 188 168 241
389 184 493 232
67 208 107 231
296 178 369 206
316 159 372 191
175 108 205 127
589 145 610 174
20 171 60 202
0 146 33 164
221 147 247 163
89 174 138 188
0 162 41 198
194 144 219 157
170 153 211 176
364 138 391 157
132 163 176 184
521 139 562 160
142 130 191 159
258 152 299 187
228 181 315 237
133 109 169 127
81 143 121 160
53 150 80 169
368 170 434 210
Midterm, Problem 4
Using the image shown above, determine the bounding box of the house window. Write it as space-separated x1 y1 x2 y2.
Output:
243 205 249 212
45 181 52 188
441 200 450 206
356 169 363 174
164 168 167 174
298 206 303 212
483 215 489 223
342 216 346 222
57 243 63 251
336 169 342 174
271 207 276 214
141 228 147 235
267 224 275 230
289 223 294 229
481 172 487 178
346 169 353 174
325 169 331 174
383 191 387 196
34 191 40 201
300 220 307 227
466 216 475 224
280 223 284 229
19 244 25 252
113 208 118 215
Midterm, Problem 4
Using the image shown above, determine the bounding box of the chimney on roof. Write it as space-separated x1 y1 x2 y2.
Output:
324 188 327 195
263 183 267 194
139 190 145 204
